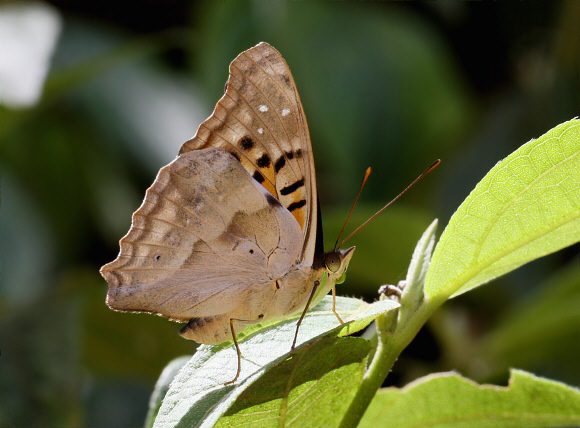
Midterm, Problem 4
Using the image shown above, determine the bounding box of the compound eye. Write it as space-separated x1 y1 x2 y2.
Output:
325 252 341 273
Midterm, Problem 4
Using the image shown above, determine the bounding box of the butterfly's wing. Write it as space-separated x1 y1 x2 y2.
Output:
101 43 320 344
180 42 318 265
102 148 303 324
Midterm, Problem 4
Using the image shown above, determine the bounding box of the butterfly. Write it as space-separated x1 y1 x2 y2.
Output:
100 42 355 383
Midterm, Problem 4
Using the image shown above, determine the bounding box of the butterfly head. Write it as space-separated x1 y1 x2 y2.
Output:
323 246 355 285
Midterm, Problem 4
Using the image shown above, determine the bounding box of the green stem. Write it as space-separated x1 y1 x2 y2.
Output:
338 295 446 428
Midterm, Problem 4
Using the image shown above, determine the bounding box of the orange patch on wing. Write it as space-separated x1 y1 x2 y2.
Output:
289 192 306 230
261 180 277 199
292 207 305 230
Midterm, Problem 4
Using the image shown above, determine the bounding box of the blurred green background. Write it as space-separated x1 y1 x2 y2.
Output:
1 1 579 427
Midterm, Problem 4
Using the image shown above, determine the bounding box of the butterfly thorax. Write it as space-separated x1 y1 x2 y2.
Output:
232 245 354 327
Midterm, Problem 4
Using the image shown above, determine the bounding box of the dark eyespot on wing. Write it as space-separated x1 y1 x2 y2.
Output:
154 254 161 261
257 153 271 168
287 199 306 211
285 150 294 159
280 178 305 196
265 193 282 207
228 151 241 162
295 149 303 158
252 170 265 184
239 136 255 151
274 155 286 173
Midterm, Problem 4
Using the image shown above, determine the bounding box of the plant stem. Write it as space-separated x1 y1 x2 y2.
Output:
338 295 446 428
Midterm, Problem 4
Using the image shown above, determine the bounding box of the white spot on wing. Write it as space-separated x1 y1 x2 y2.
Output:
259 105 269 112
282 108 290 116
257 128 264 134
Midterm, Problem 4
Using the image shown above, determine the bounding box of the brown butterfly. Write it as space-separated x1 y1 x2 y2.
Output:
101 42 354 383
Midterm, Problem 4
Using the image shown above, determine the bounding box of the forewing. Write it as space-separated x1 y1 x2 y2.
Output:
179 42 318 263
101 148 303 320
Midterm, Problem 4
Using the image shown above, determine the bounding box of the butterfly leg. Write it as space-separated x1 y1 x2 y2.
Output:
224 319 242 386
291 280 320 350
224 313 267 385
331 287 344 324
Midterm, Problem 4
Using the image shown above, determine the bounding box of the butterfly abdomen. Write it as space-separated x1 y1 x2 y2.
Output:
179 315 224 343
180 315 245 344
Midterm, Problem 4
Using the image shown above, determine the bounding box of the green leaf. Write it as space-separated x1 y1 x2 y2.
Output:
426 119 580 299
215 336 371 428
359 369 580 427
152 296 398 427
145 356 191 428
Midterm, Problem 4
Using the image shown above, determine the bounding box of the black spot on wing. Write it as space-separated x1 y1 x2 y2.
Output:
265 193 282 207
274 156 286 173
257 153 271 168
252 170 265 184
228 151 241 162
239 136 255 151
295 149 303 158
287 199 306 212
285 150 294 159
280 178 305 196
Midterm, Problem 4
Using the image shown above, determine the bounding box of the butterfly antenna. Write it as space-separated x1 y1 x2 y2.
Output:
334 167 372 250
338 159 440 248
